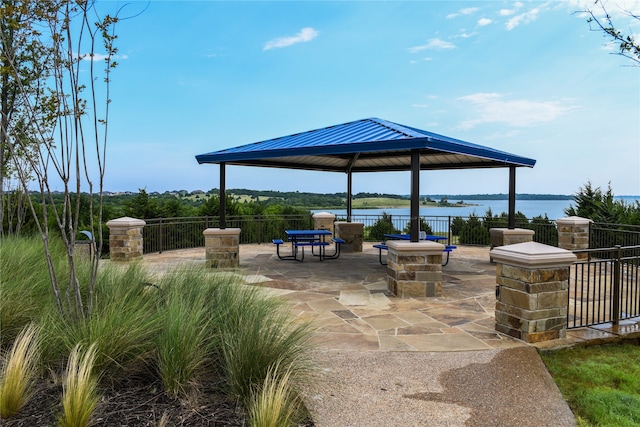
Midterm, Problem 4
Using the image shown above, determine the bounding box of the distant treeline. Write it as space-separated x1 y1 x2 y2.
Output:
429 194 574 201
211 189 573 201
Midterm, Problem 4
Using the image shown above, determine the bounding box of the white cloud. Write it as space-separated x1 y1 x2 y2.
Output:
505 7 541 30
263 27 319 51
80 53 128 62
408 38 455 53
478 18 493 26
456 93 578 129
461 7 479 15
499 1 523 16
447 6 479 19
457 32 478 38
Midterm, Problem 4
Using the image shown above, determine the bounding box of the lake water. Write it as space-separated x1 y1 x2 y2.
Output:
312 196 640 220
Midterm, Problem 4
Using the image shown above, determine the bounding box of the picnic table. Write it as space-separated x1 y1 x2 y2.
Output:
272 229 344 262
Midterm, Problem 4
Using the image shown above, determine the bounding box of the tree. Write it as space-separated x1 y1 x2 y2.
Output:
1 0 122 319
0 0 53 235
583 0 640 65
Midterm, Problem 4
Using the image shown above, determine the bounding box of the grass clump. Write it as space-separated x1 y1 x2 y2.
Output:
212 281 315 408
41 263 161 379
0 236 63 346
247 362 302 427
58 343 100 427
542 343 640 426
155 267 217 397
0 323 41 418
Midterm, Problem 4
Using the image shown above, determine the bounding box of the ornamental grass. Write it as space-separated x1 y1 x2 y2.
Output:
0 323 41 418
58 343 100 427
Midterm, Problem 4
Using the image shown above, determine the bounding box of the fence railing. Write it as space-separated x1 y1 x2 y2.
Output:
590 222 640 251
141 213 558 253
568 245 640 329
143 215 313 253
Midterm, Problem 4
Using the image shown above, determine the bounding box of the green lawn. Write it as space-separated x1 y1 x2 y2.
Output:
541 343 640 426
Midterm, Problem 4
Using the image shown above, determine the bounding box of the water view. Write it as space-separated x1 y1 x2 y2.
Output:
314 197 640 221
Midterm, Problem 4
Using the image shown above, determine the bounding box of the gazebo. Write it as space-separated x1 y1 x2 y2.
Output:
195 117 536 242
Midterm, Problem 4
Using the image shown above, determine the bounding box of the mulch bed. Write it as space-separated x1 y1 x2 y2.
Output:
3 374 314 426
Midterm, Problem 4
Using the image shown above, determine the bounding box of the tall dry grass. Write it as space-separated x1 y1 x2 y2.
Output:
58 343 100 427
247 362 302 427
0 323 41 418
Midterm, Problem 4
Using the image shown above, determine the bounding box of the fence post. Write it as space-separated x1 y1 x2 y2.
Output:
612 245 622 325
159 218 164 254
258 214 262 244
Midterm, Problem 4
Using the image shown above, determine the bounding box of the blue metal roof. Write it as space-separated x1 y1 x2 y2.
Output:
195 117 536 172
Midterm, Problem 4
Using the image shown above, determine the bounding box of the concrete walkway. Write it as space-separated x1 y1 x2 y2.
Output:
139 243 577 426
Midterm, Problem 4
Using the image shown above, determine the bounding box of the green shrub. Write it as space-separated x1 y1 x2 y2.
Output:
457 214 490 245
367 212 399 241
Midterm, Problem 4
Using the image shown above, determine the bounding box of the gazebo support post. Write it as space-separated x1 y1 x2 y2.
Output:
347 171 352 222
410 150 420 242
220 162 226 229
345 153 359 223
508 166 516 229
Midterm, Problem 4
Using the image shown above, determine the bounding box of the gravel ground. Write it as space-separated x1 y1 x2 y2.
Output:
303 347 576 427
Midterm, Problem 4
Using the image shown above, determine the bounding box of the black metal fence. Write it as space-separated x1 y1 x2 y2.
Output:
143 215 313 253
568 245 640 329
142 213 558 253
590 222 640 250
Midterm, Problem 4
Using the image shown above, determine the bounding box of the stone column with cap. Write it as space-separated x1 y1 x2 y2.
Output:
557 216 592 260
203 228 241 268
106 217 146 262
386 241 444 298
334 221 364 252
491 241 576 343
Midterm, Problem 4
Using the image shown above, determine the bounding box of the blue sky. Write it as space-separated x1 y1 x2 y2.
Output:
97 0 639 195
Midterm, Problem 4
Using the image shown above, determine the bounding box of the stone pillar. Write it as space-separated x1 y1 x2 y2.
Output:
106 217 145 262
491 241 576 343
557 216 592 260
490 228 535 249
334 221 364 252
489 228 535 262
313 212 336 249
313 212 336 233
386 241 444 298
203 228 241 268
